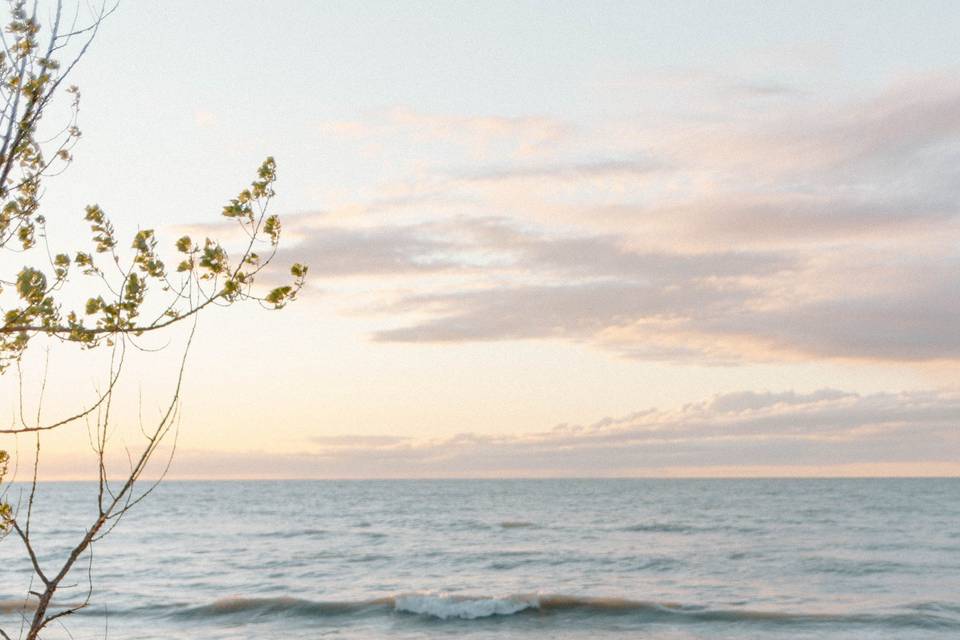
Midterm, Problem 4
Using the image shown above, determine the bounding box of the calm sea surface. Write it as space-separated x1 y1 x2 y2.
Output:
1 479 958 639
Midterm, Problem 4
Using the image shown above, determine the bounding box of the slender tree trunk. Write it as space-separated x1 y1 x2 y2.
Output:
25 514 108 640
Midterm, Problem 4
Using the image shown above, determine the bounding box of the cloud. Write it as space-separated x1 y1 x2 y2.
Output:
636 194 958 247
460 159 662 183
373 281 751 344
372 257 960 363
705 389 851 413
489 222 794 279
260 71 960 364
711 269 960 360
158 388 959 478
280 214 791 282
310 435 410 447
318 107 571 157
277 225 462 276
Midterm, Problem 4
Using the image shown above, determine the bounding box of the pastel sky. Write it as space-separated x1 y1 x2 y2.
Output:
3 1 959 478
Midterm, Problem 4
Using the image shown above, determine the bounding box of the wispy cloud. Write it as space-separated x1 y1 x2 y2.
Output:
214 71 960 365
159 388 959 478
459 158 662 183
318 107 572 158
278 225 462 276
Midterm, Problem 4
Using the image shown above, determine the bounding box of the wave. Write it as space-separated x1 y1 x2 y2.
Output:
174 596 391 619
619 522 761 535
621 522 698 533
162 593 960 629
394 593 536 619
801 556 916 576
0 599 36 614
250 527 328 539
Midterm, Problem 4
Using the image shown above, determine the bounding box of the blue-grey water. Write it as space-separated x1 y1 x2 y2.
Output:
1 479 958 639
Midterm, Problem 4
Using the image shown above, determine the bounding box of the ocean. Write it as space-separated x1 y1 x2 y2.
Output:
1 479 958 639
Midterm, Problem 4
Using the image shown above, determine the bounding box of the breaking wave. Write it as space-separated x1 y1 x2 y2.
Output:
163 593 960 629
0 599 36 614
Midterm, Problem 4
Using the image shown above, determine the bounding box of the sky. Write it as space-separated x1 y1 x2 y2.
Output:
2 0 960 478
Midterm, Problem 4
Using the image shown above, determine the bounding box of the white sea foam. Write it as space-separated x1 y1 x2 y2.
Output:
393 592 538 619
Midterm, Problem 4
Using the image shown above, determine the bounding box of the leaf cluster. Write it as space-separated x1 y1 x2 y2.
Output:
0 0 306 426
1 155 307 370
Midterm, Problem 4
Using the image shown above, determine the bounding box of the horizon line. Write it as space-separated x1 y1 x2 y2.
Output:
13 475 960 483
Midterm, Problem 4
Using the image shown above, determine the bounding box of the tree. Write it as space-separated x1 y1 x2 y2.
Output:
0 2 305 638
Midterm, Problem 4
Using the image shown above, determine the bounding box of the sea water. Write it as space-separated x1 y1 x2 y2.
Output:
1 479 958 639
